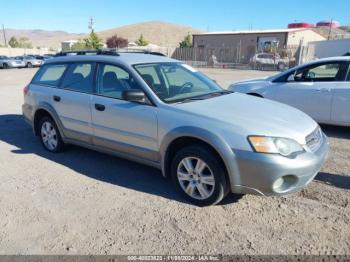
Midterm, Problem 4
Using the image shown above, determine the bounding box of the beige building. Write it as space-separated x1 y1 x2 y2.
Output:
193 28 326 62
61 40 79 51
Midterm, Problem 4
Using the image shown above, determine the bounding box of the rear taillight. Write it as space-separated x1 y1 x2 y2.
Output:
23 84 29 95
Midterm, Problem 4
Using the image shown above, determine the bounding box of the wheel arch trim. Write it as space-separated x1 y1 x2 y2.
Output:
33 102 66 139
160 126 241 186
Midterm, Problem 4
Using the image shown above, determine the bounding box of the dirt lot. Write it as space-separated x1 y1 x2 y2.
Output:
0 68 349 255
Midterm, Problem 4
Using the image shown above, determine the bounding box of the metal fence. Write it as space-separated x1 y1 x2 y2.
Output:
170 45 305 71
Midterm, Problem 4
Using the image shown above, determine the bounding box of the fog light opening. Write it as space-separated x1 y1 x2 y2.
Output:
273 177 284 190
273 175 298 193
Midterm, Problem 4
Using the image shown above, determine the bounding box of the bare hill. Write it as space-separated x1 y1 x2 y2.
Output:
313 26 350 39
0 29 83 49
0 21 203 49
339 26 350 33
96 21 203 47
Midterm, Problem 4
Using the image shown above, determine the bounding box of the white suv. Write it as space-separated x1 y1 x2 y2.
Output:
22 50 328 206
250 53 289 71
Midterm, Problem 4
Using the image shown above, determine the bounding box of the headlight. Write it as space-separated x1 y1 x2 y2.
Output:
248 136 304 157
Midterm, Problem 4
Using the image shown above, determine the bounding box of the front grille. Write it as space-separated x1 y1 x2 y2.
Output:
306 127 323 153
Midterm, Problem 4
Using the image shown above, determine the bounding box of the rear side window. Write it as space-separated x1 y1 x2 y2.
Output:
60 63 95 93
32 64 67 86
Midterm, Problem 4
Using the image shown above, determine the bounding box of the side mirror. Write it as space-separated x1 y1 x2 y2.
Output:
122 90 146 103
287 74 295 82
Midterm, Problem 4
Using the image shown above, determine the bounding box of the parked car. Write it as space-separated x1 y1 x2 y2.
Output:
29 55 53 61
22 51 328 206
229 56 350 127
0 56 26 69
15 55 43 68
250 53 289 71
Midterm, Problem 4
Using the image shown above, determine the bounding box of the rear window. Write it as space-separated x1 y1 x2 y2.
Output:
32 64 67 86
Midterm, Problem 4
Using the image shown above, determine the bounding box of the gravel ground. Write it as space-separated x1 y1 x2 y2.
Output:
0 68 349 255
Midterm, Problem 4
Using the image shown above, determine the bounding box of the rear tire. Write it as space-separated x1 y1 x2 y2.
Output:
3 63 9 69
39 116 64 153
171 145 229 206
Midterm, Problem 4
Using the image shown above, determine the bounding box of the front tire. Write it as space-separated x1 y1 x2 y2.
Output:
171 145 229 206
39 116 64 153
27 62 33 68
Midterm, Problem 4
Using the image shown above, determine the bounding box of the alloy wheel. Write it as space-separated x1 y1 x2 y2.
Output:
177 157 215 200
41 121 58 151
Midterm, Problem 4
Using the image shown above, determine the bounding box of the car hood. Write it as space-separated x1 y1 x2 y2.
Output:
229 78 273 93
174 93 318 144
231 76 271 85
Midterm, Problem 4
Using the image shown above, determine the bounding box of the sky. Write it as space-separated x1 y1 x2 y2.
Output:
1 0 350 33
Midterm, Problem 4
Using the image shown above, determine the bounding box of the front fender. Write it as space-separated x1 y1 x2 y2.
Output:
159 126 242 186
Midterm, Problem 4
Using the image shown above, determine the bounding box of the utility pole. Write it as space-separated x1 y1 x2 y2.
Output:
2 24 7 46
327 18 333 40
88 17 94 32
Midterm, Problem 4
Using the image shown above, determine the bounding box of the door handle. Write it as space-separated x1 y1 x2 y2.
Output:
53 95 61 102
316 88 331 93
95 103 105 111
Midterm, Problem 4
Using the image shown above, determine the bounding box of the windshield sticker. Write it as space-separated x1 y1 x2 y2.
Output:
182 64 198 73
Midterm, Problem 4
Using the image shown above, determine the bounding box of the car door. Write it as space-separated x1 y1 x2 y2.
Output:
52 62 95 143
271 61 348 123
331 62 350 124
91 63 158 162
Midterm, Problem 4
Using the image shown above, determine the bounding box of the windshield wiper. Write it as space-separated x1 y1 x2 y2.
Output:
191 90 233 99
208 90 234 95
172 97 208 104
171 91 233 104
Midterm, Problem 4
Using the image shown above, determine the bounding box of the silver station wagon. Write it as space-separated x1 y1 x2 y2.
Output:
22 50 329 206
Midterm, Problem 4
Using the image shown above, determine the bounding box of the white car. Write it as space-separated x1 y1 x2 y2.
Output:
250 53 289 71
229 57 350 127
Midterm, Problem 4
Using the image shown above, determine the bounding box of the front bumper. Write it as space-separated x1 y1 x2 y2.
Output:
231 133 329 196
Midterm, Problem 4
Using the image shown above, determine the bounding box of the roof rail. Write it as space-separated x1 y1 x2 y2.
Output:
54 49 120 57
114 48 166 56
54 48 166 57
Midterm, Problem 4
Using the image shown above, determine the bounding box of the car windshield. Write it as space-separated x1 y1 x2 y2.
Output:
134 63 226 103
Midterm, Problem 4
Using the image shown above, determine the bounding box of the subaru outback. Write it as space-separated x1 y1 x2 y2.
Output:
22 50 329 206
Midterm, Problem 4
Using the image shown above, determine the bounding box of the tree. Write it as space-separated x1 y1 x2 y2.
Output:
70 40 87 51
18 37 33 48
136 34 149 46
179 33 192 48
83 30 103 50
9 36 19 48
106 35 128 48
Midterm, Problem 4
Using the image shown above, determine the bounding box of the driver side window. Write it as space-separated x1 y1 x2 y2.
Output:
294 63 343 82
